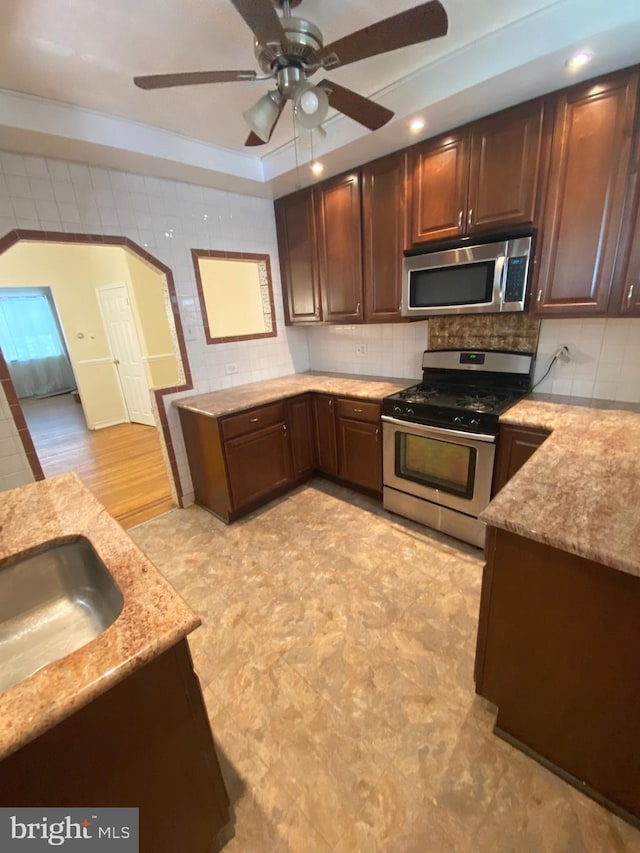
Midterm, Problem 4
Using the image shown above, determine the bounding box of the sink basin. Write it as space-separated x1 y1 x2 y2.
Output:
0 537 124 692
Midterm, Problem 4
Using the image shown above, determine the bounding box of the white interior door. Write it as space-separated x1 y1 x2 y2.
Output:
97 283 154 427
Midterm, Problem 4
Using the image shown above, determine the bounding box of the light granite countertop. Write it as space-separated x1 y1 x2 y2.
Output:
0 473 199 761
481 397 640 578
172 371 413 418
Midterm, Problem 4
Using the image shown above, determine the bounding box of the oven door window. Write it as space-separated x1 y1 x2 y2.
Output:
409 260 495 308
396 433 476 498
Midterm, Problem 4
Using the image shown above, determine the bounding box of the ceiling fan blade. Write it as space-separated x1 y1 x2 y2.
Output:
317 1 448 71
245 132 266 146
244 98 286 146
318 79 394 131
230 0 285 47
134 70 257 90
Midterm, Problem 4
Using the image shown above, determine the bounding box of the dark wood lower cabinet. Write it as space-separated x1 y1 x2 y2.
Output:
335 398 382 495
475 527 640 825
287 394 316 478
313 394 338 476
224 421 291 510
0 640 231 853
179 393 383 522
492 423 550 495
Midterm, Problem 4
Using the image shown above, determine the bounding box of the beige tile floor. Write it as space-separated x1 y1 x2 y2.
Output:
130 479 640 852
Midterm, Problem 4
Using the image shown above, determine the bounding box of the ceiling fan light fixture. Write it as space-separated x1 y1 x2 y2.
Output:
409 117 426 133
293 82 329 130
310 161 324 176
242 89 283 142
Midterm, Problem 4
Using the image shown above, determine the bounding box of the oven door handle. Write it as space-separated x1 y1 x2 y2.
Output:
381 415 497 444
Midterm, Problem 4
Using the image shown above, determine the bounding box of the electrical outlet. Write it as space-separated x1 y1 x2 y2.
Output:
225 362 238 375
355 344 368 357
555 345 571 363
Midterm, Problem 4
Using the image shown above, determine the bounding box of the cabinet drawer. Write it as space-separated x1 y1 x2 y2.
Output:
335 398 381 423
220 401 286 440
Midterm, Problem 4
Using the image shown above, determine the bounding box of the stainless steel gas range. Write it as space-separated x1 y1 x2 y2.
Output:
381 349 535 548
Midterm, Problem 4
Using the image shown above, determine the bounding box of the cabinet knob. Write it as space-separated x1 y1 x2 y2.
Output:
628 283 635 304
250 417 260 423
328 399 333 408
356 302 361 314
283 423 287 433
537 289 543 303
467 208 473 229
458 210 463 229
376 427 380 441
353 408 363 414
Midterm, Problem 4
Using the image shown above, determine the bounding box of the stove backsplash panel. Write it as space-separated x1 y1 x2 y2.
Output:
428 314 540 353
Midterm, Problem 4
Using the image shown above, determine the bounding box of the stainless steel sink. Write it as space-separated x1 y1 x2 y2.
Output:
0 538 124 692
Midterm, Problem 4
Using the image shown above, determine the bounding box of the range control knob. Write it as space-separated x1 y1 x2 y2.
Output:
393 406 402 414
453 416 463 425
470 418 480 428
407 407 415 415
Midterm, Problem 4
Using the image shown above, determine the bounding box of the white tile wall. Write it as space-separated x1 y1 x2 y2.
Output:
0 391 33 490
306 321 430 381
0 150 310 498
534 318 640 402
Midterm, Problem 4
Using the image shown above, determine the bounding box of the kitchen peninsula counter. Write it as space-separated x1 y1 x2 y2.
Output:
0 472 200 760
173 371 412 418
476 395 640 827
481 396 640 578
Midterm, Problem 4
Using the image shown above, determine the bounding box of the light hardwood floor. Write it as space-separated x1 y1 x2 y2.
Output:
20 394 175 528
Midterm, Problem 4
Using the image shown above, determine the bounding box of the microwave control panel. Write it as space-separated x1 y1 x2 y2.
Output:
503 256 528 303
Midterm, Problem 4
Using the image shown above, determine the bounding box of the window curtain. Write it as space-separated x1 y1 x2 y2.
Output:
0 288 77 399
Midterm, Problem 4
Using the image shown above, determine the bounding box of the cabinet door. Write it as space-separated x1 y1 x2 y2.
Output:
336 417 382 494
492 424 550 496
534 69 639 316
224 422 291 511
362 151 408 322
313 394 337 475
612 138 640 316
468 99 546 234
316 171 363 323
618 211 640 315
409 129 469 245
287 394 316 478
274 188 322 324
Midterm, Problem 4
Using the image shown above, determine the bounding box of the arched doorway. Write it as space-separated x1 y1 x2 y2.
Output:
0 229 194 524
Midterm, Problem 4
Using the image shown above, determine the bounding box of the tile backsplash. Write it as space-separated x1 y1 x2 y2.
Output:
533 318 640 402
306 321 429 381
428 314 540 353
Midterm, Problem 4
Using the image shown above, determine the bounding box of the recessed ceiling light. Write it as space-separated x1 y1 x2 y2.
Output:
565 51 593 71
409 117 426 133
310 161 324 176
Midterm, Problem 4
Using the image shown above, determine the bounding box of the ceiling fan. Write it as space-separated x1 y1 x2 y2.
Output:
134 0 448 147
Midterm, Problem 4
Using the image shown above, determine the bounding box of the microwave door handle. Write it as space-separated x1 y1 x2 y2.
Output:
495 255 507 305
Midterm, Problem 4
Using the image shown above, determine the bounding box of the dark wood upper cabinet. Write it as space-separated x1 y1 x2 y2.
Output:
533 68 639 316
409 99 547 245
468 99 548 235
410 130 469 244
362 151 408 322
316 170 363 323
611 114 640 316
274 187 322 324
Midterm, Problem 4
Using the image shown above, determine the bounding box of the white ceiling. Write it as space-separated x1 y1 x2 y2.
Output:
0 0 639 198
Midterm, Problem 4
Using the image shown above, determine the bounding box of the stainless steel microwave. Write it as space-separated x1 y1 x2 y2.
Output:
402 236 532 317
